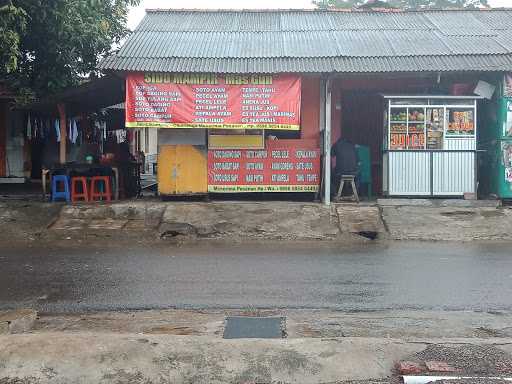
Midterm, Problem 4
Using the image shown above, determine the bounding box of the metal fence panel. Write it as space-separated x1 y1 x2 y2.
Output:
388 151 431 195
432 151 475 196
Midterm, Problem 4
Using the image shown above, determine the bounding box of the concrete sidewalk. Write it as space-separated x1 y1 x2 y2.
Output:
3 308 512 383
1 332 512 384
378 199 512 241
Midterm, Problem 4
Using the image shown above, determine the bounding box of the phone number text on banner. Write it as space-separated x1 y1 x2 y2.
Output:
207 140 320 193
125 73 301 130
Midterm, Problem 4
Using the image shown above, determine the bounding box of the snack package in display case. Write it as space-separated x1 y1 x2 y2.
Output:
426 108 444 149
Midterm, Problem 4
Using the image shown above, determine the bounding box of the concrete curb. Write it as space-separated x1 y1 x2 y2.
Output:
377 198 501 208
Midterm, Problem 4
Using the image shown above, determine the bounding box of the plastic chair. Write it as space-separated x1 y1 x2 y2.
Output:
51 175 71 203
71 176 89 202
90 176 112 202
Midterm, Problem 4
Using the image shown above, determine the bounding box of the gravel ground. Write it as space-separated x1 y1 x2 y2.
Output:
413 344 512 375
0 379 38 384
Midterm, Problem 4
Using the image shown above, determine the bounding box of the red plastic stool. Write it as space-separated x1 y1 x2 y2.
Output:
71 176 89 202
90 176 112 202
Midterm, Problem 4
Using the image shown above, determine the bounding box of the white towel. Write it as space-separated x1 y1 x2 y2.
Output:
71 119 78 144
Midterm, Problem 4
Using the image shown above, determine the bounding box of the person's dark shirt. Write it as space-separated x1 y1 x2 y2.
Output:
331 138 358 175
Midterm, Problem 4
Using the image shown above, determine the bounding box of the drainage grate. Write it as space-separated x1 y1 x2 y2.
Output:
223 316 286 339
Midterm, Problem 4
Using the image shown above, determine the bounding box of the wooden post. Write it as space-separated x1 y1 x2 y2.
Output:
57 103 66 164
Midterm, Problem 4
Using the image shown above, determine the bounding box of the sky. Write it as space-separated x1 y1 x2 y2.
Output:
128 0 512 29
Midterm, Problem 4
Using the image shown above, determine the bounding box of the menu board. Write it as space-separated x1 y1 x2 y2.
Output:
126 73 301 130
207 140 320 192
447 109 475 136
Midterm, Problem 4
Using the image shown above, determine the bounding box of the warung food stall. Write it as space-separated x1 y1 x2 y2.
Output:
125 73 321 196
383 95 480 197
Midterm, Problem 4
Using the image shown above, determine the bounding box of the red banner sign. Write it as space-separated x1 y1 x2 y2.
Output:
207 140 320 193
125 73 301 130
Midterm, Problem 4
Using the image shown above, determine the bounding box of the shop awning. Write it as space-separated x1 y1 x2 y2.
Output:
27 75 124 115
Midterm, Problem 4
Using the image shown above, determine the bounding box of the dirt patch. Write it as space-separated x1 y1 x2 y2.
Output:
143 325 203 335
481 210 506 218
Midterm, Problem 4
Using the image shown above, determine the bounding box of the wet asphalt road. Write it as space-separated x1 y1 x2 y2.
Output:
0 241 511 313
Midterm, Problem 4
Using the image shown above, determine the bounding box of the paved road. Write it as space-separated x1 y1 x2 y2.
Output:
1 241 511 313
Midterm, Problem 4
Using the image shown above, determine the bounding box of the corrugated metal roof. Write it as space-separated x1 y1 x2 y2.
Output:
100 9 512 74
100 54 512 73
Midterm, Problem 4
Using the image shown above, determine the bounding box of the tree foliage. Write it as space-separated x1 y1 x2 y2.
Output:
0 0 140 103
0 2 26 74
313 0 489 9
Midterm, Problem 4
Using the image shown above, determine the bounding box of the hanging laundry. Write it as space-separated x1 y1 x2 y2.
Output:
102 121 107 140
26 114 32 139
115 129 127 143
39 119 46 139
33 119 38 139
55 119 60 142
71 119 79 144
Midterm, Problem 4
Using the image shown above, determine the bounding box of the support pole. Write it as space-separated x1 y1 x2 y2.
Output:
323 77 332 205
57 103 66 164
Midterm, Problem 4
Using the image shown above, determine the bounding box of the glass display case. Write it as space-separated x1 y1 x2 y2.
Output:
383 95 479 197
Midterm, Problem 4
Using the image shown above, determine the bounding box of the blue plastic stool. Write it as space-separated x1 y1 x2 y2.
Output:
51 175 71 203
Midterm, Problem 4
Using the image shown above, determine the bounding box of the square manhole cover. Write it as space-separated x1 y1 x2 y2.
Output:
223 316 286 339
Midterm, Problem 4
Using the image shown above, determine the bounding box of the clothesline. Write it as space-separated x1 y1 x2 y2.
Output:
25 114 123 145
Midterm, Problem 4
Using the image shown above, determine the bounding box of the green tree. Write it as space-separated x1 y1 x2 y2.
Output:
0 2 26 74
314 0 489 9
0 0 140 103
